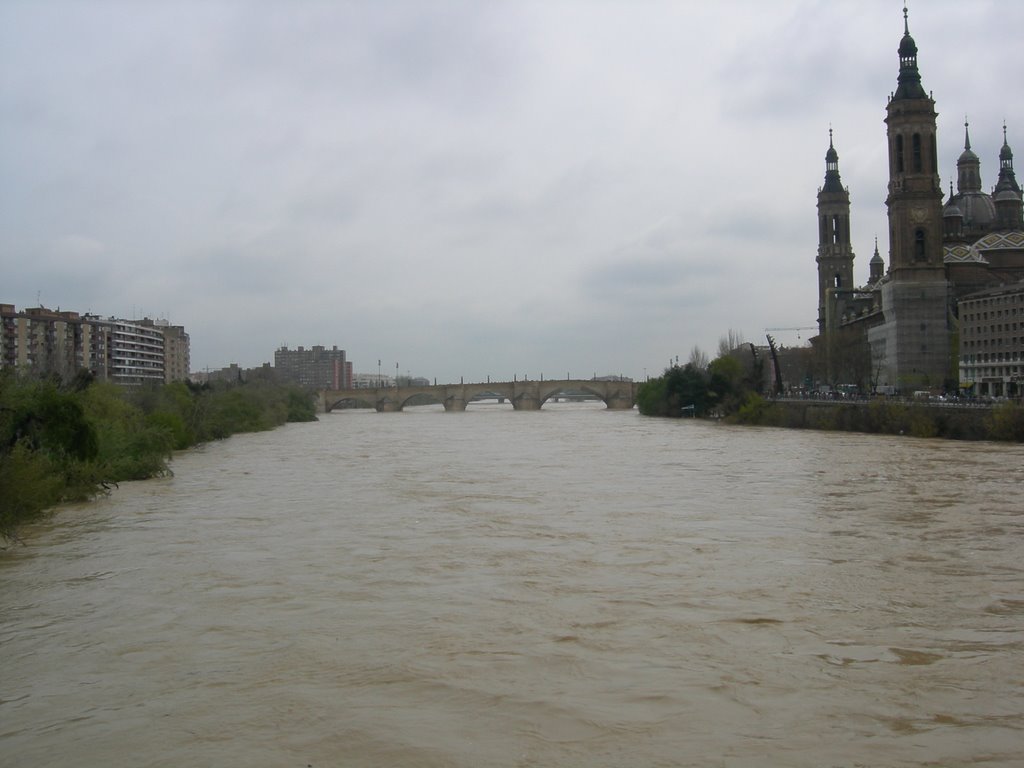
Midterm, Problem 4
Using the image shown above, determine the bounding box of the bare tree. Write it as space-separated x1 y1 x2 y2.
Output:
688 345 709 371
717 328 746 358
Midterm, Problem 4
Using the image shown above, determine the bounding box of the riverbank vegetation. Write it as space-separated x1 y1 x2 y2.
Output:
637 333 765 419
637 333 1024 442
727 396 1024 441
0 373 316 542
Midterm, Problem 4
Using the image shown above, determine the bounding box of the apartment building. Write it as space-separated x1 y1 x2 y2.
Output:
274 345 351 389
1 303 190 385
958 281 1024 397
1 304 85 378
140 318 190 384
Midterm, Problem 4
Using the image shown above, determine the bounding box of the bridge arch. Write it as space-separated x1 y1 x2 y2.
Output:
324 395 376 412
320 379 636 413
536 382 609 407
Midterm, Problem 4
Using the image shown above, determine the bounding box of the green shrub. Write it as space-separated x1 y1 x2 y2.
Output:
286 389 318 422
146 411 193 451
732 393 770 424
987 402 1024 441
1 373 317 542
0 442 63 540
907 409 939 438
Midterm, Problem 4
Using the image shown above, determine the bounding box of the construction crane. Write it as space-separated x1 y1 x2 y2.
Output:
765 325 816 334
765 326 816 342
763 327 815 396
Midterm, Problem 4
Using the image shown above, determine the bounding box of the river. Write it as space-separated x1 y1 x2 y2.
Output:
2 402 1023 767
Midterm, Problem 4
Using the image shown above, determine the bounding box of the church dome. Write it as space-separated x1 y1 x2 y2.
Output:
956 121 983 193
959 145 980 165
994 186 1021 205
898 30 918 59
973 230 1024 253
957 192 997 228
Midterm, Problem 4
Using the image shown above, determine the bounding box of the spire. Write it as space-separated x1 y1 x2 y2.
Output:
893 4 926 100
999 122 1015 172
993 124 1023 230
957 117 982 193
943 179 963 222
869 236 884 282
822 127 844 193
995 123 1020 195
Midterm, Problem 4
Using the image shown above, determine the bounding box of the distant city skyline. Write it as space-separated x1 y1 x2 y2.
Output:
2 1 1021 383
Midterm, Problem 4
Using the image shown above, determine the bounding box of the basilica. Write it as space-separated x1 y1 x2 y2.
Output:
815 8 1024 396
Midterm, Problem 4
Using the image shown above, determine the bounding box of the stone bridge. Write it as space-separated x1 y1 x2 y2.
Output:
319 379 637 412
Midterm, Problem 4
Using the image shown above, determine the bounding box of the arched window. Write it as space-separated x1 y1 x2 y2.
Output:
832 214 841 244
834 273 842 288
912 133 922 172
915 229 926 261
896 135 905 173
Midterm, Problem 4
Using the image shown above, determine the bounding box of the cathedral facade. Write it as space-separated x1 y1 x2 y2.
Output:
815 9 1024 395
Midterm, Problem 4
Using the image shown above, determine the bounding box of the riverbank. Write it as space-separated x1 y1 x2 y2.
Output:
728 395 1024 441
0 375 317 542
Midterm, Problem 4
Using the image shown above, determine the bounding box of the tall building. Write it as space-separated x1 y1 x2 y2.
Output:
140 318 190 384
274 345 351 389
1 303 190 385
0 304 86 379
98 317 167 385
816 8 1024 395
816 129 856 336
958 282 1024 396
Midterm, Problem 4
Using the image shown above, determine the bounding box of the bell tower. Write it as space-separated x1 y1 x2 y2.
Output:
994 124 1024 231
868 6 951 392
816 129 856 334
884 6 944 276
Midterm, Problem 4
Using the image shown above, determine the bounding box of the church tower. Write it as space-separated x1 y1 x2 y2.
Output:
869 237 885 284
884 7 944 276
942 120 997 243
993 125 1024 231
816 129 856 334
868 6 951 391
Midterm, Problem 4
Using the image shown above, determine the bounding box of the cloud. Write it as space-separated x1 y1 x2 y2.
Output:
2 0 1022 382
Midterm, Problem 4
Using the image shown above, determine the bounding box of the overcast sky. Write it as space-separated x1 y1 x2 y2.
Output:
2 1 1021 382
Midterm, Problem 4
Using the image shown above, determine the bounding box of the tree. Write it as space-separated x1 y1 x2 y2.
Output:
708 355 743 411
638 364 710 417
717 328 746 358
688 346 709 371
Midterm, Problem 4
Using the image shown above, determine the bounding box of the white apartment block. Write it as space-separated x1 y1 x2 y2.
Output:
1 303 190 385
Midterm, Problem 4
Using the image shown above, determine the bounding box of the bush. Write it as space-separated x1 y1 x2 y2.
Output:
0 442 63 541
1 373 318 542
987 402 1024 441
732 393 770 424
